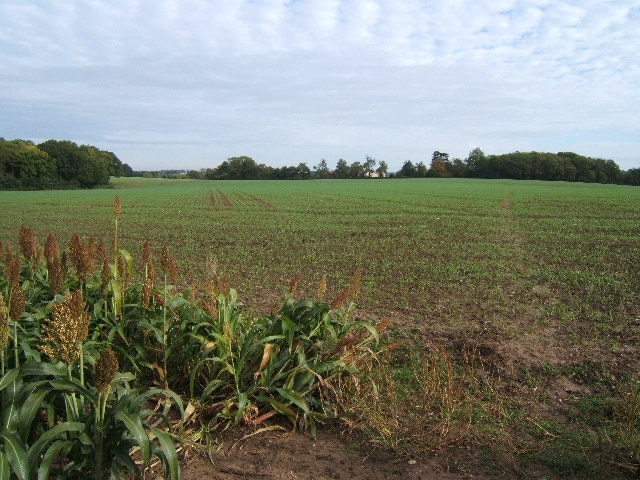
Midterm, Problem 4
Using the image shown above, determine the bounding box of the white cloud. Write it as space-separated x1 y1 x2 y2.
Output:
0 0 638 170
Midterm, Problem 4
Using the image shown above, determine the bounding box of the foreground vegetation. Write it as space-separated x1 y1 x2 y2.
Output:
0 209 381 477
0 178 639 478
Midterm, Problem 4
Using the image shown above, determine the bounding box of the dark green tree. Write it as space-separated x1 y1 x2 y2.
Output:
376 160 388 178
313 159 330 179
335 159 350 178
349 161 364 178
466 147 487 177
399 160 417 177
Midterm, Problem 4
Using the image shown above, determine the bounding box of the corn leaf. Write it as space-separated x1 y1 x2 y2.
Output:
150 426 180 480
1 378 20 433
266 397 297 426
19 361 66 378
115 411 151 467
275 388 309 414
47 379 95 401
0 370 19 392
1 432 28 480
27 422 84 470
0 451 8 480
17 387 50 440
112 449 140 478
37 439 70 480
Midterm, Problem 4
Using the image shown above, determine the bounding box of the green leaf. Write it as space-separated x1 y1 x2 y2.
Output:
19 361 66 378
109 278 122 315
47 379 95 401
111 448 140 478
37 439 71 480
131 388 184 422
275 388 309 414
349 320 380 343
17 387 50 440
1 432 28 480
0 451 9 480
200 379 226 400
115 411 151 467
0 370 19 392
1 376 21 433
150 427 180 480
117 248 134 276
27 422 84 470
266 397 297 426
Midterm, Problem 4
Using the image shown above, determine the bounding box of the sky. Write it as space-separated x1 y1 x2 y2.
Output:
1 1 639 172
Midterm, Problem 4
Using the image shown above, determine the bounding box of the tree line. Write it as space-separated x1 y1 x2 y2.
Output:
179 150 639 185
2 137 638 188
0 138 133 189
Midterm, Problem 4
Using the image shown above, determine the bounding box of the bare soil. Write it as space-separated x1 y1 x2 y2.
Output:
180 429 491 480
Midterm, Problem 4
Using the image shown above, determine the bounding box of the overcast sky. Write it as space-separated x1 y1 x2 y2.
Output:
1 1 638 172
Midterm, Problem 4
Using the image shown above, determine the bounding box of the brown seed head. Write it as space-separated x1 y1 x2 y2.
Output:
113 195 122 218
44 234 60 263
69 235 93 282
0 294 9 351
96 240 107 265
288 274 301 298
142 239 153 266
1 243 12 264
330 287 350 310
142 240 155 284
5 253 21 289
317 275 327 301
141 272 153 309
9 286 25 322
40 290 90 365
93 348 119 392
19 225 37 264
47 254 63 293
116 253 131 288
347 269 362 301
202 299 218 318
160 246 178 285
208 272 220 299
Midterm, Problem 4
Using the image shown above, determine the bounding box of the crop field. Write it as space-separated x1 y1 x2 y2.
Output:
1 177 639 477
2 177 638 324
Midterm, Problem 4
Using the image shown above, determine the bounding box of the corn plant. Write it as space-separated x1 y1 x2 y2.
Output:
190 286 381 434
0 207 185 479
17 358 183 480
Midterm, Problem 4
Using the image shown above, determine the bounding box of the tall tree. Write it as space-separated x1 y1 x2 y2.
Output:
399 160 417 177
349 161 364 178
466 147 487 177
376 160 388 178
313 159 330 179
430 151 450 177
363 156 376 177
335 159 349 178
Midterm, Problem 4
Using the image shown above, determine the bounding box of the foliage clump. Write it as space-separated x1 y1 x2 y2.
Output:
0 195 382 477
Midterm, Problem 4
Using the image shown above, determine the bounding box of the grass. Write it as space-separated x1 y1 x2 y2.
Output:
1 177 639 477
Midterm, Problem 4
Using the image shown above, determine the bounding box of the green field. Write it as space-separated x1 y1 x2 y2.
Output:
2 177 639 476
2 177 638 323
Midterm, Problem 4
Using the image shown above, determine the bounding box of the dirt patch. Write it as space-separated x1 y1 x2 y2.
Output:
181 429 491 480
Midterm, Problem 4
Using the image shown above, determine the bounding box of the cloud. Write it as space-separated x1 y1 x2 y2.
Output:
0 0 638 170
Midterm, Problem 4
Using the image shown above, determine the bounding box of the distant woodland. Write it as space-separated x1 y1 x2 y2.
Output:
179 149 640 185
2 138 639 188
0 138 132 189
